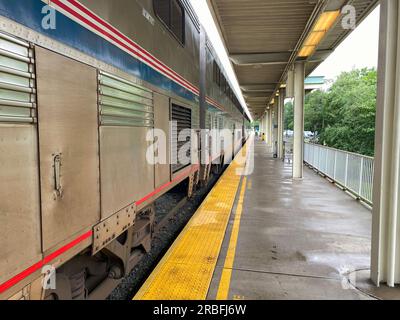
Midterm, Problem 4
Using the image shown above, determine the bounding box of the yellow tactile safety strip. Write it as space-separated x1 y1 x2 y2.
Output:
134 143 248 300
216 177 247 300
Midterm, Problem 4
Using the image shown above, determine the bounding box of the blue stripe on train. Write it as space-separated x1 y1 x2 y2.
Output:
0 0 207 106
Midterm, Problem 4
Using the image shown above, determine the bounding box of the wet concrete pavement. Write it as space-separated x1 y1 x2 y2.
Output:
208 140 374 300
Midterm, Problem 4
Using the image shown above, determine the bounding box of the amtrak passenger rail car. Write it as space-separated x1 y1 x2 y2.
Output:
0 0 250 300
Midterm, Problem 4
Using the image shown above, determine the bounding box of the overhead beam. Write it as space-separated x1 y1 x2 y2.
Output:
230 52 292 66
247 106 267 110
248 107 267 110
245 97 269 102
308 49 334 62
243 90 274 96
325 0 348 11
241 84 277 92
247 103 267 106
243 92 272 98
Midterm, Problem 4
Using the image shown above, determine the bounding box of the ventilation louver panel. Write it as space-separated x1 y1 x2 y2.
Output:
218 117 224 130
205 112 211 130
99 71 154 127
0 33 36 124
171 104 192 173
213 115 218 130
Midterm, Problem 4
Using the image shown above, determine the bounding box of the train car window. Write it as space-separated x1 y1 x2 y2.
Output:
154 0 170 26
213 62 221 86
213 61 218 83
154 0 185 45
171 0 184 43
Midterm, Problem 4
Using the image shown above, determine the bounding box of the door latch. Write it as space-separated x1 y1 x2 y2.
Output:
53 153 63 199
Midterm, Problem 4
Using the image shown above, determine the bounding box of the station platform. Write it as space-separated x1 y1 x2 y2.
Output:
134 137 376 300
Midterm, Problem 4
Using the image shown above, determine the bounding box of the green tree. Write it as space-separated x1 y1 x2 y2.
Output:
304 89 328 135
282 68 376 156
284 100 294 131
322 68 377 156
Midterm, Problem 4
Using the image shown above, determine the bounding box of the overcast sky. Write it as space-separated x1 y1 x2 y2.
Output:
190 1 380 119
311 6 380 79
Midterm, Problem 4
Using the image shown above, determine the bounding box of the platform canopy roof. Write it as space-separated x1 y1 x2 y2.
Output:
207 0 378 120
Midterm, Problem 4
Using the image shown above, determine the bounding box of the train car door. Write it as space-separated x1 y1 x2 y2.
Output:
232 123 236 157
154 93 170 188
98 71 155 219
35 47 100 252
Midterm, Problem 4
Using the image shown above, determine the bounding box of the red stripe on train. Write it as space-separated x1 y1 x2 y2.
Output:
0 230 93 295
0 164 200 295
67 0 199 94
52 1 226 110
136 165 199 206
52 0 198 95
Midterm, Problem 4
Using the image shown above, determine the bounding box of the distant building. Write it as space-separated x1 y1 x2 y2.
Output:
305 76 326 92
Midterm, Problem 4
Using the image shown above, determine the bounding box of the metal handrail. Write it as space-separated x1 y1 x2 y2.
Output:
304 142 374 206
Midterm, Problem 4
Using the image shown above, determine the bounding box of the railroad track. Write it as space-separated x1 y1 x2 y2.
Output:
106 169 225 300
154 196 188 234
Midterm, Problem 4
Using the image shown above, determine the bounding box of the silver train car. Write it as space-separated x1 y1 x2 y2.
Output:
0 0 250 300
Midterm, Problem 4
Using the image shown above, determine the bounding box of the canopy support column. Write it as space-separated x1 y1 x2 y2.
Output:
268 108 273 148
277 91 285 159
293 61 305 179
371 0 400 287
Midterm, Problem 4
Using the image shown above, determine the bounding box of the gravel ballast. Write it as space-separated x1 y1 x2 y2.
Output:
108 171 223 300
